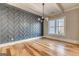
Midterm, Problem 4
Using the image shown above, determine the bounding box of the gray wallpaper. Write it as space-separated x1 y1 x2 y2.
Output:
0 4 42 44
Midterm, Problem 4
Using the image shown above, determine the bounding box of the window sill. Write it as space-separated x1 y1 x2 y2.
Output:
48 33 65 37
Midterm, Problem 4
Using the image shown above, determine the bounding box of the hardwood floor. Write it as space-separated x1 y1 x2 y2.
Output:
0 38 79 56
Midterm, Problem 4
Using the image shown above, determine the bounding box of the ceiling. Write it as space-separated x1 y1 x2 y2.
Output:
8 3 79 17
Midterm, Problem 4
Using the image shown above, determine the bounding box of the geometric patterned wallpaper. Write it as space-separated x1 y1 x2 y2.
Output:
0 4 42 44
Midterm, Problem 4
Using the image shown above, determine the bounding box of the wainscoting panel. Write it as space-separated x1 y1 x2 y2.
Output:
0 4 42 44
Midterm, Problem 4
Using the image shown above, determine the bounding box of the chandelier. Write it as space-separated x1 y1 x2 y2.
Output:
38 3 48 22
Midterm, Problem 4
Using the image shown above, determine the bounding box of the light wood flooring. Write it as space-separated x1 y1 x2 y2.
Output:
0 38 79 56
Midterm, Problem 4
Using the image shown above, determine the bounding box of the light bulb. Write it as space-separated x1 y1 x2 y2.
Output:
45 17 48 21
38 18 40 21
42 16 44 19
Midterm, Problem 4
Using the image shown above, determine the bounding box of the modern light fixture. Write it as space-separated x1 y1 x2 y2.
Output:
38 3 48 22
41 3 45 22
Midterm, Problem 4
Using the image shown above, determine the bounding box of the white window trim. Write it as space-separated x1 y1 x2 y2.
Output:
48 16 66 36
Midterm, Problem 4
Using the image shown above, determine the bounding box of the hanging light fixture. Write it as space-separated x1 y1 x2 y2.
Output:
41 3 45 22
38 3 48 22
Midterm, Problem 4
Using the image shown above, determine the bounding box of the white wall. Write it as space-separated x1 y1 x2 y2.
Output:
44 8 79 43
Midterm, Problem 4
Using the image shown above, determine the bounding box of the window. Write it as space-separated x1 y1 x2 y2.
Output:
48 17 64 35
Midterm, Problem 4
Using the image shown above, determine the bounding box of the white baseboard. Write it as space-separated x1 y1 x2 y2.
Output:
43 36 79 44
0 36 42 48
0 36 78 48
